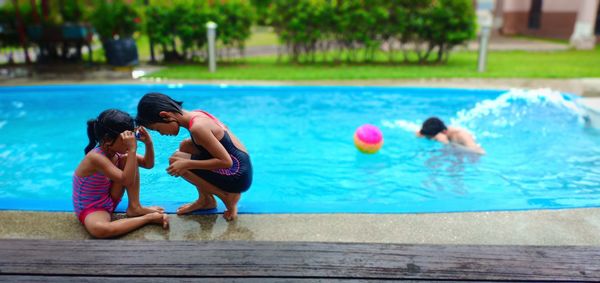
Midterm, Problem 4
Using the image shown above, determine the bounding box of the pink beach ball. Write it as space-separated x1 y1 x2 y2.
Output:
353 124 383 154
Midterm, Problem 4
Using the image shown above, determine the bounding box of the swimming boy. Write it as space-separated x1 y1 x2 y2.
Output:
416 117 485 154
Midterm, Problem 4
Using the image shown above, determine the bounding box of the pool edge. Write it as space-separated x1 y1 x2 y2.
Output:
2 208 600 245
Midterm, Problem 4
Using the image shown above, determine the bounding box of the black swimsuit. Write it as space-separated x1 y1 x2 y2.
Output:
188 111 252 193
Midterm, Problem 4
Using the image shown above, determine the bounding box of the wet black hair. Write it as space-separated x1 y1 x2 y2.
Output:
135 92 183 127
85 109 135 154
419 117 447 137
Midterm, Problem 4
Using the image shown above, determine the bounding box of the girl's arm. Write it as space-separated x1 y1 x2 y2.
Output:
167 123 232 176
90 131 138 187
135 126 154 169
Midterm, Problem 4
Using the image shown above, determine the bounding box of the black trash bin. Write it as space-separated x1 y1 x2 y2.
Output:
102 37 139 66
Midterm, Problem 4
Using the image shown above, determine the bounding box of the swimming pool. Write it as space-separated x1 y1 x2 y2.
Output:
1 85 599 214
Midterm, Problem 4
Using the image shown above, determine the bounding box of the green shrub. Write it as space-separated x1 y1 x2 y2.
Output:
250 0 270 25
212 0 254 56
269 0 476 64
144 0 255 62
333 0 389 62
0 5 20 48
60 0 85 23
424 0 476 63
269 0 328 62
89 0 140 40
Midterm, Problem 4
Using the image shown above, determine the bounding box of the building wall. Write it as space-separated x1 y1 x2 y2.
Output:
503 0 531 12
543 0 582 12
501 0 582 12
500 0 583 40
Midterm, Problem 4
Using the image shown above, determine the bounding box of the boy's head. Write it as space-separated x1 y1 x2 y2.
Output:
419 117 447 138
85 109 135 154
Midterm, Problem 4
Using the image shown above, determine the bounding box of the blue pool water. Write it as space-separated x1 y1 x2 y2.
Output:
1 85 599 214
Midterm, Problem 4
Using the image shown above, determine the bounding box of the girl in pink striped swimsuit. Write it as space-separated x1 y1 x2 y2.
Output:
72 109 168 238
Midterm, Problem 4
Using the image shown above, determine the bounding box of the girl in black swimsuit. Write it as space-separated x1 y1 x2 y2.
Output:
136 93 252 221
187 110 252 193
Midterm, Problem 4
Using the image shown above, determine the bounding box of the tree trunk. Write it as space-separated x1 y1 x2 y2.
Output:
41 0 49 21
30 0 40 23
12 0 31 63
436 44 445 63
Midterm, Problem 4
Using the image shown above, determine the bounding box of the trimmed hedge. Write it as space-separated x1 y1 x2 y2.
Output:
269 0 476 64
145 0 255 62
90 0 140 40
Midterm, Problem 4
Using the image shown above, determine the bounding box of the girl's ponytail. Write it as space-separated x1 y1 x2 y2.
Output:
84 110 134 154
84 119 98 154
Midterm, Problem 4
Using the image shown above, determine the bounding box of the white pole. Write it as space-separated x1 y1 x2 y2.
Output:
569 0 599 50
476 8 493 73
477 25 491 73
206 21 217 73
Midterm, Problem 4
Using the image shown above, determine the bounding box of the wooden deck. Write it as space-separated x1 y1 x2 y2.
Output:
1 239 599 282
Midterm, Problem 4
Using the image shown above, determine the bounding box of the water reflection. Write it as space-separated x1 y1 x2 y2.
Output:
422 145 481 194
169 214 255 241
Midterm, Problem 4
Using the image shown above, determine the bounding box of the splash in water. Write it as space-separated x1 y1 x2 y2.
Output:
381 119 420 132
383 89 587 140
451 88 586 129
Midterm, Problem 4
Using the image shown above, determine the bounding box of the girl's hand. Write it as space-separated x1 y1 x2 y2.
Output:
121 131 137 152
167 159 188 177
136 126 153 144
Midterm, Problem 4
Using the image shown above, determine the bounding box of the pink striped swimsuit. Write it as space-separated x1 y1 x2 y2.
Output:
72 147 122 224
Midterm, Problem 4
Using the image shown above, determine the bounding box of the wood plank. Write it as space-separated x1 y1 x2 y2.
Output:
0 239 599 281
0 276 389 283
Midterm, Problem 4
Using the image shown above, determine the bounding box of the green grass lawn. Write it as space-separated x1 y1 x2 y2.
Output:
136 34 151 59
514 35 570 45
147 47 600 80
89 29 277 63
83 34 150 63
245 27 279 47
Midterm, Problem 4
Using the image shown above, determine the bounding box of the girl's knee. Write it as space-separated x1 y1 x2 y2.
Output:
169 151 190 164
179 139 196 154
110 181 125 200
87 223 115 239
169 153 178 165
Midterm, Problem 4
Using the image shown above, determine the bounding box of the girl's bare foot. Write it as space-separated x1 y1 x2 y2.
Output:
147 206 165 213
126 205 165 217
145 212 169 229
176 196 217 215
223 193 241 221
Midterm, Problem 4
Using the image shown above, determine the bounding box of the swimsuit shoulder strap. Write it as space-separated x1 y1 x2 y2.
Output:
92 147 121 166
93 147 106 156
189 110 227 130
